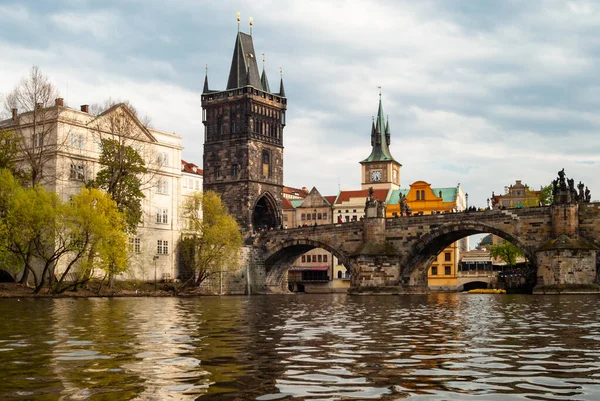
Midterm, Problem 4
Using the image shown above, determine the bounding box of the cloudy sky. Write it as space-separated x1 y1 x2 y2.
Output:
1 0 599 209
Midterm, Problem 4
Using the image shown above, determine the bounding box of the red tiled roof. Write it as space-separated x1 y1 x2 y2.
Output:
282 197 294 210
284 186 309 198
181 159 203 176
324 195 337 205
335 189 388 204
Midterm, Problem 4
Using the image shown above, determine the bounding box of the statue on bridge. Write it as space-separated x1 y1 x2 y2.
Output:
553 169 591 204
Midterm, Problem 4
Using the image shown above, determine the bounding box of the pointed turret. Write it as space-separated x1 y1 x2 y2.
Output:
278 76 286 97
385 117 390 145
261 67 271 93
203 73 210 94
226 32 262 90
361 93 397 163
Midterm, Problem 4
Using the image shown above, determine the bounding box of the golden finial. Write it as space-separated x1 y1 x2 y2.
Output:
249 17 253 35
262 53 265 66
377 86 382 99
279 66 283 77
205 63 208 74
237 12 241 23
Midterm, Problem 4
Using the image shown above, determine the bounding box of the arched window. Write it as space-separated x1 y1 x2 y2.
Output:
416 191 420 200
337 270 342 279
262 150 270 178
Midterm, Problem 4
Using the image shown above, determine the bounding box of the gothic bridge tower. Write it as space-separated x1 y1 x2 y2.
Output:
202 21 287 232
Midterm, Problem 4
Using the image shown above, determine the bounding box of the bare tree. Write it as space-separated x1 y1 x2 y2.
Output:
4 66 64 187
87 100 163 232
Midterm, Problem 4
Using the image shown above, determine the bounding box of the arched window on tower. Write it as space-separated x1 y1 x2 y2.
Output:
416 191 420 201
262 150 271 178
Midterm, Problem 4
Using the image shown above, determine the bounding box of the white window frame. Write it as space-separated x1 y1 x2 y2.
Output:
157 240 169 255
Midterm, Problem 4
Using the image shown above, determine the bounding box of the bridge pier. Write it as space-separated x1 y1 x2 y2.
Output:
533 204 600 294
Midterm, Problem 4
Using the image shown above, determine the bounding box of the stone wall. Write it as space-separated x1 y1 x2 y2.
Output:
199 246 267 294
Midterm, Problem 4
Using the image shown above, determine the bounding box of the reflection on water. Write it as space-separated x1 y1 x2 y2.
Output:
1 294 600 400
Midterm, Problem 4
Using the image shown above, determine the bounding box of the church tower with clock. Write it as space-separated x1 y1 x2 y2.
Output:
360 93 401 190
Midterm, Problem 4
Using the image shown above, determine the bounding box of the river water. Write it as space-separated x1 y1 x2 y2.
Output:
1 294 600 400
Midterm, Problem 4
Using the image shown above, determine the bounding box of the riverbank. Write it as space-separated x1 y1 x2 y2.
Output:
0 282 200 298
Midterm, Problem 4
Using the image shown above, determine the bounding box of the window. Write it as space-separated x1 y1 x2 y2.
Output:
70 132 84 149
32 133 43 148
283 214 288 221
216 167 221 179
431 266 438 275
318 255 322 263
156 179 169 194
183 178 187 188
129 237 141 253
306 214 311 221
445 266 451 275
262 150 270 178
312 255 317 263
195 180 200 190
337 271 342 279
157 240 169 255
232 164 239 178
301 255 306 262
70 163 85 180
157 152 169 167
317 213 322 220
312 213 316 220
444 252 451 262
230 112 236 134
301 213 306 221
323 255 328 262
421 190 425 200
156 208 168 224
323 213 328 221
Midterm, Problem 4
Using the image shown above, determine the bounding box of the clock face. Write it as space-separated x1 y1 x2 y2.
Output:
371 170 382 182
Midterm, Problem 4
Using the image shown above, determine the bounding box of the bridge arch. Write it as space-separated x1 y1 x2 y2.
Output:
264 238 350 293
398 220 536 288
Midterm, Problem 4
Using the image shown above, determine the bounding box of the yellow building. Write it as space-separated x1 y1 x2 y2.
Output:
387 181 467 291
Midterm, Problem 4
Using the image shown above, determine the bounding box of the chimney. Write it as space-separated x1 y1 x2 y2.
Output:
55 98 64 107
11 108 17 120
35 103 43 110
80 105 89 113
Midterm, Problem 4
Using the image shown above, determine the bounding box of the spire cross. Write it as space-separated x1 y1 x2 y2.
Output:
377 86 382 99
205 63 208 75
279 66 283 77
262 53 266 68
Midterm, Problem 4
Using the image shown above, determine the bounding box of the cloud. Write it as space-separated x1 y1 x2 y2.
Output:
1 0 599 212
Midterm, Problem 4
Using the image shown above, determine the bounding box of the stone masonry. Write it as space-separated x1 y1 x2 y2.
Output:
255 203 600 294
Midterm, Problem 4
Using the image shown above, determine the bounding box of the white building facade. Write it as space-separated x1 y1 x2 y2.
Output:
1 99 190 282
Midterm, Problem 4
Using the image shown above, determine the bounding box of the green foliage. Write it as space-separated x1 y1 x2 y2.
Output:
0 169 130 293
91 138 147 233
0 129 19 173
489 240 523 267
539 183 553 206
179 191 242 287
63 188 128 289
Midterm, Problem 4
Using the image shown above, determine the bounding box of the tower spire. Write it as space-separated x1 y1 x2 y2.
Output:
278 67 286 97
203 63 209 93
361 90 397 164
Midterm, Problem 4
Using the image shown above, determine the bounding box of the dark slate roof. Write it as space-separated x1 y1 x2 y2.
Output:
361 95 398 164
261 67 271 93
203 74 210 94
226 32 263 90
278 76 286 97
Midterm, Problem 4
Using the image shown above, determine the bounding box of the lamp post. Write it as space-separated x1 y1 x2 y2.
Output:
153 255 159 292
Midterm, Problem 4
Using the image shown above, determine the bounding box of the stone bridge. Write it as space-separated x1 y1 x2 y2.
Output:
256 202 600 294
